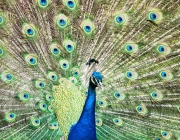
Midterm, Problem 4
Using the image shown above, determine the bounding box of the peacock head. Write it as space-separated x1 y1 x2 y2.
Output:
90 71 103 88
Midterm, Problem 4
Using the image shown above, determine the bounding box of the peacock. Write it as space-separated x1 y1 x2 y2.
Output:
0 0 180 140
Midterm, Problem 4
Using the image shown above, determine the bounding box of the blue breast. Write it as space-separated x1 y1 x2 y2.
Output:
68 86 97 140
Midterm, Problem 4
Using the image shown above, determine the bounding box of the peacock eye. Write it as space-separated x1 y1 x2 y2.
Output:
48 123 54 129
59 19 66 26
38 101 47 111
18 92 30 102
97 99 107 108
113 118 124 126
46 94 53 102
158 46 164 52
53 48 59 54
162 132 167 136
69 77 78 84
150 91 163 101
39 82 44 87
24 94 28 98
74 72 78 76
35 80 46 89
127 72 132 77
116 16 123 23
51 75 57 80
31 118 40 127
48 122 58 130
29 57 36 64
24 93 29 98
137 106 142 111
5 112 16 122
1 71 14 83
124 43 138 54
63 0 78 10
59 59 70 70
159 70 173 81
113 92 126 100
22 23 37 38
63 39 76 53
27 29 33 35
150 13 157 20
56 14 68 29
81 19 95 35
10 114 14 118
125 70 138 80
67 45 72 50
126 45 132 51
9 114 14 118
30 58 36 64
147 9 162 23
161 131 171 139
6 74 12 80
48 105 54 113
40 0 47 6
136 105 148 116
115 93 120 97
96 118 103 126
36 0 50 9
114 13 128 25
48 72 58 81
156 44 171 55
161 72 166 77
72 68 80 77
50 43 61 56
152 92 157 97
67 1 74 8
84 91 88 96
99 101 103 105
84 26 91 32
25 54 38 66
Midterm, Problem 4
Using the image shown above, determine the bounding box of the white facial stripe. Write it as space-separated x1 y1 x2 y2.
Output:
94 77 98 84
91 76 95 84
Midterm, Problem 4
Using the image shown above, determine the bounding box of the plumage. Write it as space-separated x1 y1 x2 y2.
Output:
0 0 180 140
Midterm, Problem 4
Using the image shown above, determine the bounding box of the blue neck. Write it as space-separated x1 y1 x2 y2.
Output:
68 83 97 140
